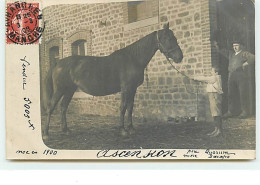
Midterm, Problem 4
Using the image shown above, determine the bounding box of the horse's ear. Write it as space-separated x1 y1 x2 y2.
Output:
164 22 169 30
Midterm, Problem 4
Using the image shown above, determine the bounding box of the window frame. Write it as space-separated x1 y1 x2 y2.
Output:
124 0 159 31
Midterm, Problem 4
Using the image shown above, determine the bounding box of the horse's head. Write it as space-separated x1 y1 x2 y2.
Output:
157 23 183 63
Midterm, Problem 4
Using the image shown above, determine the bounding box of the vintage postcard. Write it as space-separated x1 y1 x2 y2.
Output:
5 0 255 160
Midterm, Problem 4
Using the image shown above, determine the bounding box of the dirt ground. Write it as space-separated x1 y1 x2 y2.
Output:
42 114 255 150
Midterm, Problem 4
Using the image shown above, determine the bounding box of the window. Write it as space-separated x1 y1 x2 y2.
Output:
49 46 59 67
127 0 158 24
71 39 87 56
68 30 92 56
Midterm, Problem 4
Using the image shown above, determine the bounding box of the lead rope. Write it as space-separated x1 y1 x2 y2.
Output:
163 53 220 91
163 54 216 121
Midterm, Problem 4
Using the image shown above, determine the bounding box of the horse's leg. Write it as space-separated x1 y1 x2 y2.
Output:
126 88 137 135
119 90 128 136
43 90 63 140
60 88 76 134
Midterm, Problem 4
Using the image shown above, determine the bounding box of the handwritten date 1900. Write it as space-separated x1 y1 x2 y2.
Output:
43 149 58 155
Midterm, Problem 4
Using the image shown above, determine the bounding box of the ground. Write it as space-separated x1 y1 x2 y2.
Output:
42 114 255 150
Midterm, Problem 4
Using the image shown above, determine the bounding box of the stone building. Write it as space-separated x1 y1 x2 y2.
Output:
39 0 255 121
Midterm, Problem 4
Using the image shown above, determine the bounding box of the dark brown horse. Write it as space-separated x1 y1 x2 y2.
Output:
42 23 183 139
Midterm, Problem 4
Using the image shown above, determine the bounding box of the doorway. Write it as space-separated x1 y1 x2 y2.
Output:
215 0 255 115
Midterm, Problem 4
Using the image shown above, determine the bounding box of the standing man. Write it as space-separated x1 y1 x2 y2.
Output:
220 41 255 118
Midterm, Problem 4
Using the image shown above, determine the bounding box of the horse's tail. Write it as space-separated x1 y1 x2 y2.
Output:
42 61 57 112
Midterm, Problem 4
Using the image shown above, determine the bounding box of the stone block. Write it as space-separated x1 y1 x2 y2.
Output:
194 12 200 21
195 69 203 74
184 31 190 37
178 11 189 17
194 30 201 36
175 31 183 39
166 77 173 85
151 94 158 100
181 93 189 99
176 19 182 25
189 93 196 99
179 0 189 3
186 46 195 53
159 94 164 100
160 16 168 22
188 58 197 63
181 25 189 30
138 94 144 100
185 16 192 22
174 93 181 99
162 89 169 93
169 88 178 93
142 101 147 107
158 77 165 85
165 94 172 100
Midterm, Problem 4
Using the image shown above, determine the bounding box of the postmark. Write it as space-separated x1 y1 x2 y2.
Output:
6 1 44 44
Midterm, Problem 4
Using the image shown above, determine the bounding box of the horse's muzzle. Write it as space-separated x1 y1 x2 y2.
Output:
170 48 183 63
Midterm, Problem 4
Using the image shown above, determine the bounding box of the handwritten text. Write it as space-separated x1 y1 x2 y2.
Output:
24 97 35 130
183 149 199 158
43 149 58 155
205 149 236 159
97 149 177 158
20 56 30 90
16 150 38 155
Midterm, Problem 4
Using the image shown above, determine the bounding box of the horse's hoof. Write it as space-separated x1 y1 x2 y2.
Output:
120 128 128 137
128 127 135 135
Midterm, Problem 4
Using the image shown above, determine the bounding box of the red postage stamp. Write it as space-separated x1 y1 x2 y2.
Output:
6 2 44 44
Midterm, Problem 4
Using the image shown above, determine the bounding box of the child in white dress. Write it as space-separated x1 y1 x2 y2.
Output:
193 67 223 137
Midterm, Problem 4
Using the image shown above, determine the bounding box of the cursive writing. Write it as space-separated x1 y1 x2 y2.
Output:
205 149 236 159
97 149 177 158
20 56 30 90
24 97 35 130
183 149 199 158
16 150 38 155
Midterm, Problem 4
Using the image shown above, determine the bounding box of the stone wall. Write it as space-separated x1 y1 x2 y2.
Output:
40 0 218 121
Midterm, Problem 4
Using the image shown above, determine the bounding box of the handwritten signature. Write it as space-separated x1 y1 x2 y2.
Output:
20 56 30 90
205 149 236 159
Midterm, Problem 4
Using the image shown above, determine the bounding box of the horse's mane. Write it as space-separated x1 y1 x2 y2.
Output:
112 31 157 57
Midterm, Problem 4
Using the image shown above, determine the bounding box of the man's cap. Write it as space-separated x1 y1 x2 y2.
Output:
232 39 243 45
